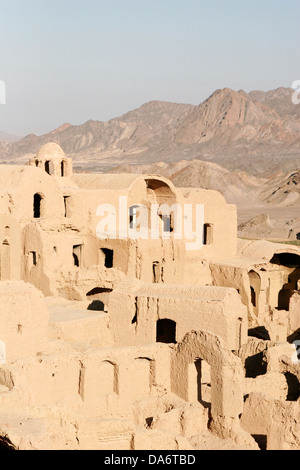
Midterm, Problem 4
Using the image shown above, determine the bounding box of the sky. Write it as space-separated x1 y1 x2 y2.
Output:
0 0 299 136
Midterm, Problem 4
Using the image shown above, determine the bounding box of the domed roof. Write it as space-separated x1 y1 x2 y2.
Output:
35 142 66 160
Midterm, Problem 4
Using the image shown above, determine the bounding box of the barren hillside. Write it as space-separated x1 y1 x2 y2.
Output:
1 87 299 175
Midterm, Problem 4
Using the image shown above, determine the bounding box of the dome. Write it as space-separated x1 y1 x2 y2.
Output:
35 142 66 161
32 142 72 177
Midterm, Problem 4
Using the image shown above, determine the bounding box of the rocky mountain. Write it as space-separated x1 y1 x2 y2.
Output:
1 87 299 176
175 88 294 145
49 123 72 135
249 87 300 122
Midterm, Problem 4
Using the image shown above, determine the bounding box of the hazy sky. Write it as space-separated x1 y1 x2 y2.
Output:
0 0 299 136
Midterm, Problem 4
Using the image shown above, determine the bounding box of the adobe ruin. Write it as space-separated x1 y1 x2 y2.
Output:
0 142 299 450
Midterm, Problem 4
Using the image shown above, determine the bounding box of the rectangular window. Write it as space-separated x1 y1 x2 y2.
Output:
100 248 114 268
203 224 213 245
153 261 160 283
129 206 137 229
158 213 174 233
33 193 43 219
73 245 82 267
64 196 72 218
28 251 37 267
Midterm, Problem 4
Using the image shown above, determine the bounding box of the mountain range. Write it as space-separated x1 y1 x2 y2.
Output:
0 87 299 177
0 86 299 241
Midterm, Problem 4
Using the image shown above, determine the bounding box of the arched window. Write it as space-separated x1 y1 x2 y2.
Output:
33 193 43 218
61 160 67 177
45 161 54 175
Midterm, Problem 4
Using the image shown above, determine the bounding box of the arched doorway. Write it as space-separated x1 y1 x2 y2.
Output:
171 330 244 439
145 178 178 235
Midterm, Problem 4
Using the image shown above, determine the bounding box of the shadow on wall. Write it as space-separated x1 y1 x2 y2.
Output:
156 319 177 344
252 434 267 451
87 300 105 312
86 287 113 312
0 437 15 451
270 253 300 311
285 372 300 402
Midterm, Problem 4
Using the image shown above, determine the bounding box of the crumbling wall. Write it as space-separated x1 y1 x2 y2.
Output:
109 282 248 350
0 281 49 362
170 330 256 448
